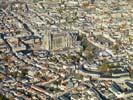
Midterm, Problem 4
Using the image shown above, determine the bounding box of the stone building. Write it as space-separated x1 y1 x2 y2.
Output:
42 30 79 51
8 1 29 12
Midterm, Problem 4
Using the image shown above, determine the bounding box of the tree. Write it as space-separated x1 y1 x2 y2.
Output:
84 47 94 60
49 87 54 92
3 56 12 66
10 72 18 78
129 37 133 44
54 80 61 87
74 73 83 80
35 72 42 78
98 63 110 72
33 0 43 3
112 44 119 55
0 94 8 100
81 35 88 50
8 96 14 100
20 69 28 77
82 2 89 8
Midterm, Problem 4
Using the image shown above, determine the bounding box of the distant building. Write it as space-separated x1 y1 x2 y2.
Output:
0 0 8 10
109 82 124 98
42 29 79 51
8 1 29 12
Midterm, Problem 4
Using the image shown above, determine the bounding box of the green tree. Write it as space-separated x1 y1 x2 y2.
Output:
33 0 43 3
112 44 119 55
84 47 94 60
20 69 28 77
74 73 83 80
81 35 88 50
98 63 110 72
0 94 8 100
129 37 133 44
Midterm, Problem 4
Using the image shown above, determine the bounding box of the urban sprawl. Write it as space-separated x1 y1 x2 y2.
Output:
0 0 133 100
